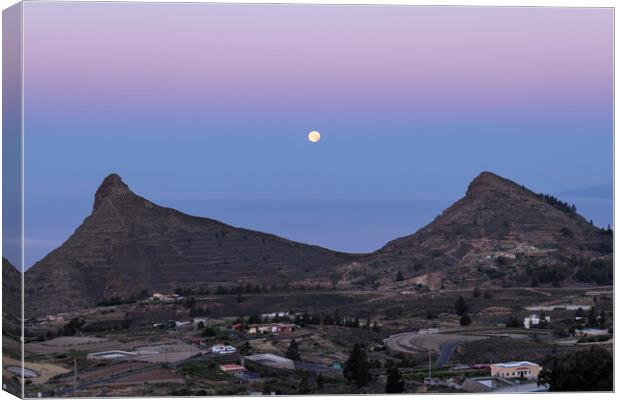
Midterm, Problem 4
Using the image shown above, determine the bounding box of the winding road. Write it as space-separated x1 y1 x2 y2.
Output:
385 331 487 368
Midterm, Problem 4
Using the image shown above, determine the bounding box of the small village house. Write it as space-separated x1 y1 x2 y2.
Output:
247 323 296 335
491 361 541 380
211 344 237 354
150 293 181 303
523 314 550 329
220 364 248 377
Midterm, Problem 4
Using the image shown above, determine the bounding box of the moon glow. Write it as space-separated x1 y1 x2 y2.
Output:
308 130 321 143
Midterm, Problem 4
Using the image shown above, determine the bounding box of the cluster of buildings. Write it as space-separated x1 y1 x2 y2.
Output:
149 293 184 303
523 314 551 329
247 323 296 335
231 322 297 335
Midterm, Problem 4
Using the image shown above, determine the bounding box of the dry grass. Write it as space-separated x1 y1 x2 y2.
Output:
3 356 70 385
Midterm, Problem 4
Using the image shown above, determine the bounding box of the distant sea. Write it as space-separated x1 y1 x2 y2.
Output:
22 196 612 269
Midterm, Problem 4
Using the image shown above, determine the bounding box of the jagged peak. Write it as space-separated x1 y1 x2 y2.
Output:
466 171 523 197
94 173 132 210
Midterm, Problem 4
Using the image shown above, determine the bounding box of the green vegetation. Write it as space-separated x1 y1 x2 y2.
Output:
343 343 371 387
396 270 404 282
459 313 472 326
178 360 235 382
573 258 613 285
286 339 301 361
454 296 468 316
539 346 612 391
60 317 86 336
403 368 491 382
576 335 611 343
95 289 149 306
385 365 404 393
506 315 521 328
537 193 577 215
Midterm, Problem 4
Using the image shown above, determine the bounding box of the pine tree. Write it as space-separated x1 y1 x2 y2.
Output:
587 307 598 327
385 366 404 393
286 339 301 361
298 372 310 394
460 313 472 327
455 296 468 316
343 343 371 387
316 373 325 390
396 270 404 282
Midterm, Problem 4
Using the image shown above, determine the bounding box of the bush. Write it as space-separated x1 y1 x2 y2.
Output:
539 346 612 391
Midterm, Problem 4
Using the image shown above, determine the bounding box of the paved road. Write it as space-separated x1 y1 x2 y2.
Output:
435 340 461 368
385 332 487 368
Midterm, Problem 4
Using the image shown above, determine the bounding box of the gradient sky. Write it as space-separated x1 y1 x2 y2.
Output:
16 3 613 268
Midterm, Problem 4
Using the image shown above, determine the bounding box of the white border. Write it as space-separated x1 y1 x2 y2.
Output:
0 1 616 400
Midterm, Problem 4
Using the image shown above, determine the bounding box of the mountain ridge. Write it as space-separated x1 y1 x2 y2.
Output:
24 172 612 317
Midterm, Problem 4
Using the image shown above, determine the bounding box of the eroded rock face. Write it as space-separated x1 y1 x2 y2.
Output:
362 171 612 289
25 174 356 317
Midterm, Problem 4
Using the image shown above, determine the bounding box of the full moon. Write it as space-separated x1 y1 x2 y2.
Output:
308 130 321 143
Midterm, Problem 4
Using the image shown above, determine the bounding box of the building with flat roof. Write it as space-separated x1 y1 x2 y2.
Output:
220 364 248 376
491 361 541 380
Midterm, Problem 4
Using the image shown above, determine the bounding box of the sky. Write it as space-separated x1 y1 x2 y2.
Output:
11 3 614 268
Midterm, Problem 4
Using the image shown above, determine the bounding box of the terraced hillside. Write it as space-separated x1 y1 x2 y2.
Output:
24 172 613 317
342 172 613 290
24 174 357 317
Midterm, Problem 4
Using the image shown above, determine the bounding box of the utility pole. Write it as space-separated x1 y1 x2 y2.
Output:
428 348 432 382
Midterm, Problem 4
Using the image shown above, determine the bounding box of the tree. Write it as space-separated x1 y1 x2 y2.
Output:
182 296 196 309
599 310 607 326
247 314 262 324
539 346 612 391
262 383 273 395
286 339 301 361
587 307 598 327
316 373 325 390
455 296 468 316
62 318 86 336
298 372 310 394
472 287 481 298
506 315 521 328
396 270 404 282
385 366 404 393
459 313 472 327
343 343 371 387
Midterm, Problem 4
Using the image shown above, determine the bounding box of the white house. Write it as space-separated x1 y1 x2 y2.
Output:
211 344 237 354
175 320 192 328
261 312 290 319
523 314 550 329
150 293 180 302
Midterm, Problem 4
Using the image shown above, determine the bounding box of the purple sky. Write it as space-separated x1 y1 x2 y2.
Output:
24 4 612 132
13 3 614 268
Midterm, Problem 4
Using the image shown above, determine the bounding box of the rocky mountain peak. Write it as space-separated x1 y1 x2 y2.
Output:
94 173 132 210
465 171 524 198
